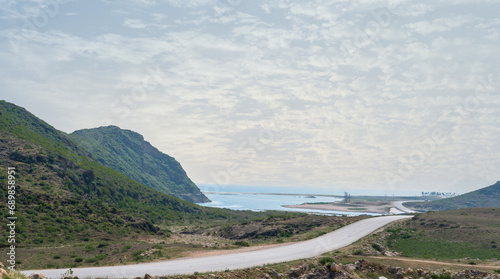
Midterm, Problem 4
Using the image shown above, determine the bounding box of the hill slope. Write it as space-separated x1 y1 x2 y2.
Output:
0 101 248 247
71 126 209 203
408 181 500 211
386 208 500 260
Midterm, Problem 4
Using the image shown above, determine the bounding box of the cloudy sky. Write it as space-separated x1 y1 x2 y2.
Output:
1 0 499 194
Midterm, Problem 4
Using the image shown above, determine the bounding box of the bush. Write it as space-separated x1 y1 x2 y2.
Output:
234 241 250 247
121 244 132 252
152 244 163 249
132 250 145 257
95 255 107 260
371 243 383 252
74 257 83 263
85 257 97 263
318 257 334 266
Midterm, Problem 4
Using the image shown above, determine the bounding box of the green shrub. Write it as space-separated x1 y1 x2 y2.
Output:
371 243 383 252
234 241 250 247
97 243 109 248
318 257 334 266
74 257 83 263
132 250 145 256
152 244 163 249
121 244 132 252
95 255 107 260
153 250 163 257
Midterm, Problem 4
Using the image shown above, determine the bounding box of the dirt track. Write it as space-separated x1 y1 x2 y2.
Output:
367 256 500 270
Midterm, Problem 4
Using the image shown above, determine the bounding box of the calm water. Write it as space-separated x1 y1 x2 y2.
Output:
197 185 383 216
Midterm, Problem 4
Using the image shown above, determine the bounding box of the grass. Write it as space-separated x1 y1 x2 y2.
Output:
388 237 500 260
152 250 500 279
234 241 250 247
14 214 364 269
386 208 500 260
2 107 364 270
318 256 334 265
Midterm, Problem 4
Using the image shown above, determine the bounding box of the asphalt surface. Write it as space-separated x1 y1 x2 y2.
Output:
392 200 424 213
21 215 412 278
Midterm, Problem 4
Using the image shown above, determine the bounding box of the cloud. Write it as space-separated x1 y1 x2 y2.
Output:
404 15 477 35
0 0 499 192
123 18 147 28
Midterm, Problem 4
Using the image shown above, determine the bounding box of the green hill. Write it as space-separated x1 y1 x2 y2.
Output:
408 181 500 211
386 208 500 260
71 126 209 203
0 101 260 248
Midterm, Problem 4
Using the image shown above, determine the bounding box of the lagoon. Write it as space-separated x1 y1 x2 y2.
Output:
197 185 383 216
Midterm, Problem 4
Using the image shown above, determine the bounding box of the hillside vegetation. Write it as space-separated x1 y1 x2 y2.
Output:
386 208 500 260
2 101 357 270
0 101 273 248
71 126 209 203
408 181 500 211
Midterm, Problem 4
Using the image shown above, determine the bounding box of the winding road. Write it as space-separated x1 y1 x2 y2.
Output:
22 215 412 278
392 200 424 214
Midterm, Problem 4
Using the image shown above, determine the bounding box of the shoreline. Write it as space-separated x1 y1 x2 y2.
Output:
283 203 390 214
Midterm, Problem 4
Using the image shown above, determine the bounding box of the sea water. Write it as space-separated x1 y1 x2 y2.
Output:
196 184 385 216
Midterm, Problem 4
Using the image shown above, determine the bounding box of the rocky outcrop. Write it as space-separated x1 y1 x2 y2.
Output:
0 262 7 279
161 259 500 279
28 273 46 279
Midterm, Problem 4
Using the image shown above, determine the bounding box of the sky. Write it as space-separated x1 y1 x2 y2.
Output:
1 0 499 195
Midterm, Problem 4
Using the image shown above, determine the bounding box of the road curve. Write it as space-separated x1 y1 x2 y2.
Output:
22 215 412 279
392 200 424 214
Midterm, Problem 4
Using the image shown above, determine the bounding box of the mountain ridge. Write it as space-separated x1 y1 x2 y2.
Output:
71 126 209 203
0 100 246 248
408 181 500 211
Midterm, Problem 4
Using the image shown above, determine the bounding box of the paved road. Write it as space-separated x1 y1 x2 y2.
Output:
22 215 412 279
392 200 425 214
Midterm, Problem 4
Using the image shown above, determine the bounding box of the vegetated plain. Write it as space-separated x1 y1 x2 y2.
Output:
0 101 364 270
335 207 500 264
385 208 500 260
191 207 496 279
120 208 500 279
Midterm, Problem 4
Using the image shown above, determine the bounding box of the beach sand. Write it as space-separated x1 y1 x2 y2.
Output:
284 202 391 214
